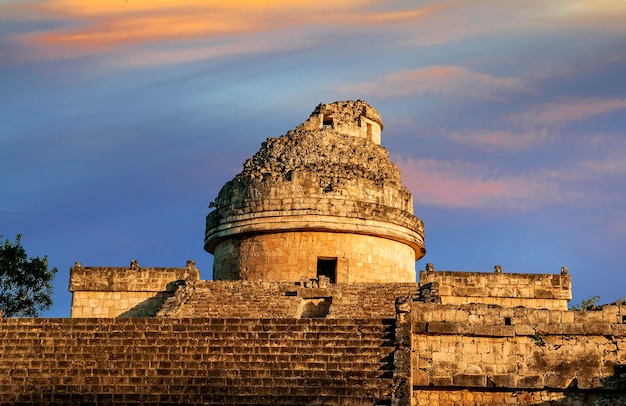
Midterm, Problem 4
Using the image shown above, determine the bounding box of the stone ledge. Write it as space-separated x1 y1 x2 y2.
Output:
204 214 425 259
69 264 200 292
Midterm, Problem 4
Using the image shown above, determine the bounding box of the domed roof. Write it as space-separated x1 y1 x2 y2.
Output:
205 100 425 259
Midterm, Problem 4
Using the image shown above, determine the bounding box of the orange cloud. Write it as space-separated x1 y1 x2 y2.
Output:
341 66 528 99
363 4 449 24
395 157 577 210
21 0 437 50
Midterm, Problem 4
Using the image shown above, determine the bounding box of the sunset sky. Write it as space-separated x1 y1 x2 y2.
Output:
2 0 626 317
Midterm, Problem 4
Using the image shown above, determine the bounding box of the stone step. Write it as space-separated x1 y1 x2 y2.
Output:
0 393 392 406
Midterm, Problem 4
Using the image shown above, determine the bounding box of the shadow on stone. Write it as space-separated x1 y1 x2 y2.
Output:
118 292 174 317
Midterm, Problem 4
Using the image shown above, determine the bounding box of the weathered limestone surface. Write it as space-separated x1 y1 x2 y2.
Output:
69 261 200 317
157 279 427 319
0 317 395 405
51 99 626 405
411 302 626 399
205 100 425 282
420 268 572 310
414 390 626 405
214 232 416 282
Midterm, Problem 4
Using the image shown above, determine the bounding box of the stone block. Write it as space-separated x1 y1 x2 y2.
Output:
474 324 494 336
412 369 430 387
584 311 604 323
516 375 544 389
453 374 486 387
427 322 458 334
584 323 613 335
543 373 571 389
560 311 574 323
534 289 554 299
612 324 626 336
412 322 427 333
561 323 584 335
486 374 515 388
492 325 515 337
535 323 561 335
457 323 475 335
429 376 453 386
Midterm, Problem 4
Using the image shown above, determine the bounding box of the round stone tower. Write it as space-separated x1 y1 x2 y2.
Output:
205 100 425 283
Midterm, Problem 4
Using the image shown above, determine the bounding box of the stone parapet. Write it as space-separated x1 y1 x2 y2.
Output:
69 261 200 317
69 260 200 292
419 268 571 310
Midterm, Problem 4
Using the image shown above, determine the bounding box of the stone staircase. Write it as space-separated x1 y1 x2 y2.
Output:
0 317 396 405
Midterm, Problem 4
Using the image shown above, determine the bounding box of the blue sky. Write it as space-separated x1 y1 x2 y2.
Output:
1 0 626 317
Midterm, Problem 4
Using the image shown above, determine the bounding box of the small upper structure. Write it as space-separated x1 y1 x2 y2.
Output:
204 100 425 283
299 100 384 144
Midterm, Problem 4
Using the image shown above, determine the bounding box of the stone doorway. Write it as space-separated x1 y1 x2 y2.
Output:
317 258 337 283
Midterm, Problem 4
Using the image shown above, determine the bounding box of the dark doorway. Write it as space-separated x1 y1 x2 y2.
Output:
317 258 337 283
322 115 334 129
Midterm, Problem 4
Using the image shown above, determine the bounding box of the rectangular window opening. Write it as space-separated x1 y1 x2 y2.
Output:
322 116 334 129
317 257 337 283
504 317 512 326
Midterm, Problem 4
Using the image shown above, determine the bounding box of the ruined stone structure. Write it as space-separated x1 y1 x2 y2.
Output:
420 266 572 311
69 260 200 317
205 100 425 283
1 101 625 405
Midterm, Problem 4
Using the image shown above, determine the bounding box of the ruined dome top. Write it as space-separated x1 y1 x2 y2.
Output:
312 99 383 130
205 100 425 259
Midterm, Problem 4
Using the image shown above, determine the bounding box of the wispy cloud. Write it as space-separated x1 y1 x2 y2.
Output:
396 130 626 210
341 66 528 99
445 128 550 152
442 99 626 153
395 158 575 210
509 98 626 127
14 1 438 50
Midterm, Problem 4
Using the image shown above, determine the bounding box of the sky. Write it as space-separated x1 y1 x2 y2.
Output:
1 0 626 317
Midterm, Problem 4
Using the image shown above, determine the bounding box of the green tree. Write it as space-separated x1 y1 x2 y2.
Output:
0 234 58 317
570 295 601 311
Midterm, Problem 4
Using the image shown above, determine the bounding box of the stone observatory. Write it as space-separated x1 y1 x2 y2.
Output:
204 100 425 283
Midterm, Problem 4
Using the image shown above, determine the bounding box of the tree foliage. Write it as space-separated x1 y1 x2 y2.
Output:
570 295 601 311
0 234 58 317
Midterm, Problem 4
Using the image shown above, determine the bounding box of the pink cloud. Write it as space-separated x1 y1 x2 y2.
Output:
17 1 438 49
509 99 626 127
395 157 578 210
445 128 551 152
341 66 528 99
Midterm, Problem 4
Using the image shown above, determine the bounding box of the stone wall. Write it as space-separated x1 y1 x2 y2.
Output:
0 317 396 405
419 268 571 310
213 232 417 282
157 279 426 319
69 261 200 317
298 100 383 144
411 302 626 405
5 282 626 405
